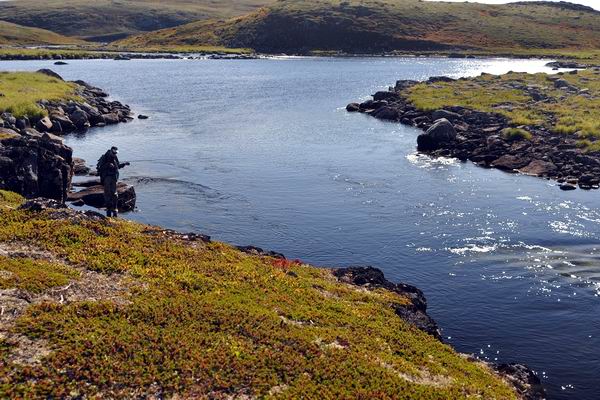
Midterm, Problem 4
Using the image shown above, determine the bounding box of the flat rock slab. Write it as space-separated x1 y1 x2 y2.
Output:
67 183 136 211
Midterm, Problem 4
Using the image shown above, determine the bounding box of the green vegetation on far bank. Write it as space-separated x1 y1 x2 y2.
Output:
0 190 519 398
0 71 79 118
408 68 600 151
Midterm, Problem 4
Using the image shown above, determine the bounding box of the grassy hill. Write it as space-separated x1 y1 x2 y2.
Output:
0 20 83 45
116 0 600 53
0 190 522 398
0 0 276 42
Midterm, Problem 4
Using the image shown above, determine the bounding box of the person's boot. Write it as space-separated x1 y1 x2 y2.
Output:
113 210 118 218
106 209 112 217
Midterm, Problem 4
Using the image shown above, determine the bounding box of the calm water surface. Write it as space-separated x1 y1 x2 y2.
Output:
2 57 599 399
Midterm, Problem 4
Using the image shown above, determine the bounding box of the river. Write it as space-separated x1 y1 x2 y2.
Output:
2 57 599 399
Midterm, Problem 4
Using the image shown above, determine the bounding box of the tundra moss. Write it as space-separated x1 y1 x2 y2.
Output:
0 193 518 398
0 256 79 293
0 71 79 118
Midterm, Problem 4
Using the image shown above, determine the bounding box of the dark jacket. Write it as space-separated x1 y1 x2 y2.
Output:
97 150 126 181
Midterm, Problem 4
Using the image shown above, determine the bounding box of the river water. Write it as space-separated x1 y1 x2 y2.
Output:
2 57 599 399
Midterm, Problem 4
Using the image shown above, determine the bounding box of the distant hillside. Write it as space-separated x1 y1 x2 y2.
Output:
116 0 600 53
0 0 275 42
0 20 83 45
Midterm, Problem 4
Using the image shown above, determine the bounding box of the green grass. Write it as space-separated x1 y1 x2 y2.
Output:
0 71 79 118
408 69 600 150
0 47 108 59
502 128 532 141
115 0 600 53
0 257 79 293
0 190 519 398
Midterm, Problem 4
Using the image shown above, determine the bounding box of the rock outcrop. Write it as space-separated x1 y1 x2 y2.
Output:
67 182 136 212
0 132 72 203
417 118 457 151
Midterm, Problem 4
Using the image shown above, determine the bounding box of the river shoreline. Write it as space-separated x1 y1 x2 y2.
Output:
347 65 600 191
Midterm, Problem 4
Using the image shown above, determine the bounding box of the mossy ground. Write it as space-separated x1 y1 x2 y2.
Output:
408 68 600 151
0 71 79 118
0 190 518 398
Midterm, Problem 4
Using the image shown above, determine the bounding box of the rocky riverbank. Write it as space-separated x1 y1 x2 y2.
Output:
348 66 600 190
0 69 136 210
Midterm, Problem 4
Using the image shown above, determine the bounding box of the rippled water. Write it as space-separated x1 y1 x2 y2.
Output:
2 57 599 399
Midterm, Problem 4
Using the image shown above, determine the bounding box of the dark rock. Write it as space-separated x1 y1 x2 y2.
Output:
373 91 400 101
579 174 600 186
236 245 286 259
16 117 30 130
495 363 546 400
0 134 73 203
36 69 63 81
432 109 462 121
428 76 455 83
372 106 399 121
491 154 531 171
69 109 90 131
560 183 577 191
553 79 576 90
50 114 76 132
72 179 101 188
72 80 108 97
333 266 440 339
137 114 149 120
72 157 91 176
346 103 360 112
19 198 65 211
417 118 457 151
518 160 557 177
54 61 68 65
102 113 120 125
35 116 53 132
67 183 136 212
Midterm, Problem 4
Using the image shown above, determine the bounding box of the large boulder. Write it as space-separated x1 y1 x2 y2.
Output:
372 106 399 121
36 69 63 81
102 113 120 125
417 118 457 151
35 116 53 132
69 109 90 131
72 157 91 175
0 131 73 203
346 103 360 112
50 113 76 133
67 183 136 212
491 154 531 171
518 160 557 177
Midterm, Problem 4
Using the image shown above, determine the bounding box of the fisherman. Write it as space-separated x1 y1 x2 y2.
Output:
97 146 130 217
